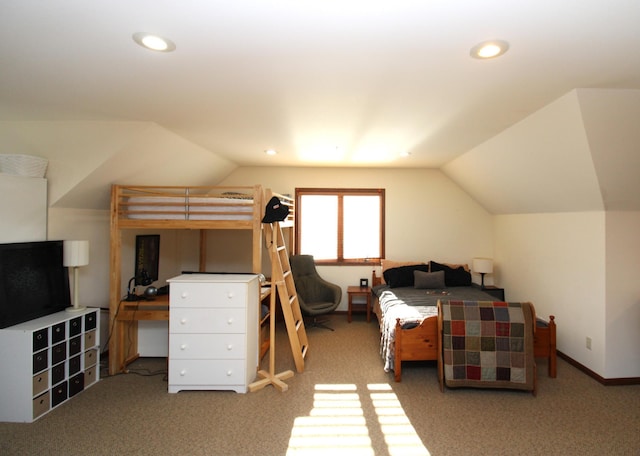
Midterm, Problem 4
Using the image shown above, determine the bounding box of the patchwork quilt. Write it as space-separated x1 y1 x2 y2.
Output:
439 300 535 391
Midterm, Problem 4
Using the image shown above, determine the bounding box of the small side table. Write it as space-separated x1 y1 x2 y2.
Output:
347 286 371 323
473 284 505 301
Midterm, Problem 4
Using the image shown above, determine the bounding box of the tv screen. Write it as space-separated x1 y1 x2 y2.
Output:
0 240 71 329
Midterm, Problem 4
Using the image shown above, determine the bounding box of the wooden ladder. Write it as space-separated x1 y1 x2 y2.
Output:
249 221 308 392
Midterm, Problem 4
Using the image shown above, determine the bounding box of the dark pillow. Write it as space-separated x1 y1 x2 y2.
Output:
413 271 445 288
383 264 429 288
429 261 472 286
414 270 446 289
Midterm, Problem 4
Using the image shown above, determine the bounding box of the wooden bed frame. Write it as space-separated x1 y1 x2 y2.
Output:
371 269 557 382
108 184 294 375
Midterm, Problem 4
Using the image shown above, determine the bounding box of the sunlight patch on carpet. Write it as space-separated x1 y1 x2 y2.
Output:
286 383 430 456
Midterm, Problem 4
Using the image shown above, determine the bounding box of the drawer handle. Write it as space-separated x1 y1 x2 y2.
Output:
180 318 187 325
226 370 233 376
180 344 188 350
180 369 187 376
227 344 233 351
181 291 189 299
227 318 234 325
227 292 234 299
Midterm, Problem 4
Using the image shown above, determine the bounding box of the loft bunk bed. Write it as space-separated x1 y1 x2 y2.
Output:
108 184 294 375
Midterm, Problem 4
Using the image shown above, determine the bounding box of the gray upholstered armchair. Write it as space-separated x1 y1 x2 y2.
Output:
290 254 342 330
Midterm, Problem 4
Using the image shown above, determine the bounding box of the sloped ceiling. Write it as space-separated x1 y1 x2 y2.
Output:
0 121 237 209
1 1 639 213
1 1 639 168
443 89 640 214
579 90 640 211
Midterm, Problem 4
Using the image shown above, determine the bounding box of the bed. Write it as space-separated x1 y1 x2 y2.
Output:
371 260 557 382
438 300 537 394
108 184 294 375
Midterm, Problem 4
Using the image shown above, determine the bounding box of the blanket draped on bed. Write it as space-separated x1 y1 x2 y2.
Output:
439 300 535 391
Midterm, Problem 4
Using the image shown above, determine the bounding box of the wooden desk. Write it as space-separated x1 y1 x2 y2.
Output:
347 286 372 323
117 294 169 321
114 295 169 371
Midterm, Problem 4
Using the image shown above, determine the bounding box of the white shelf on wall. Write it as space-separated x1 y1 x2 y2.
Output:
0 174 47 243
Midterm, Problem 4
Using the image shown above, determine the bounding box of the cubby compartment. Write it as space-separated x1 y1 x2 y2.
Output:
0 308 100 422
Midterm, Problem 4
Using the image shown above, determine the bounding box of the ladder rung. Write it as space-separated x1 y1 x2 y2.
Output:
283 271 291 279
301 345 308 358
277 245 286 252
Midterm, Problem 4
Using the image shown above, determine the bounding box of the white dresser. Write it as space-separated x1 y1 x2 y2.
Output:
167 274 260 394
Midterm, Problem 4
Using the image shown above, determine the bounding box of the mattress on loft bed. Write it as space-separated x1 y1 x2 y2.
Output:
125 195 254 220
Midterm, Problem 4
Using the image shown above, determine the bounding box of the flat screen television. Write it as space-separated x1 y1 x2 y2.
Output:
0 240 71 329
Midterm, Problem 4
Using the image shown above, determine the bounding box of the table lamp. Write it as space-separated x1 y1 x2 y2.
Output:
63 240 89 312
472 257 493 289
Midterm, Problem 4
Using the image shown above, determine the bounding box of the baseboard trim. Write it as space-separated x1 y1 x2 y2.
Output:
557 351 640 385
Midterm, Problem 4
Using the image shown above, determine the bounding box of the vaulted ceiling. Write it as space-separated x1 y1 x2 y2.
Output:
1 1 639 212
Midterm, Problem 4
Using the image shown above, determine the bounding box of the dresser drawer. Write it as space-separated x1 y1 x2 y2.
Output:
169 359 247 386
169 333 247 359
170 282 247 308
169 308 247 334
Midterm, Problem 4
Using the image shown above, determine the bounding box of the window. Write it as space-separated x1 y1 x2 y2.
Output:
295 188 385 265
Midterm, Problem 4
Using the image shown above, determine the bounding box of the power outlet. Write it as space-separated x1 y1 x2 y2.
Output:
586 337 592 350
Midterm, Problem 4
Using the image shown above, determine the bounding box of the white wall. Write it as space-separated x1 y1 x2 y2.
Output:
36 172 640 379
494 210 640 379
48 208 111 309
494 212 607 374
219 166 495 311
605 211 640 378
0 175 47 242
47 168 493 357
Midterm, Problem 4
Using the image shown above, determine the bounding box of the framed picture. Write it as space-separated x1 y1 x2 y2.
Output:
135 234 160 285
360 278 368 288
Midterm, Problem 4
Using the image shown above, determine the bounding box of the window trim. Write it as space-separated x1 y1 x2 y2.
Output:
294 187 385 266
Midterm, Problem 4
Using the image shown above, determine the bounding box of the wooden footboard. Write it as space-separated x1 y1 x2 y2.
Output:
534 315 557 378
394 317 438 382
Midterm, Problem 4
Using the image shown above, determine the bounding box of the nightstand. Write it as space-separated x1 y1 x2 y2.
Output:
477 285 505 301
347 286 371 323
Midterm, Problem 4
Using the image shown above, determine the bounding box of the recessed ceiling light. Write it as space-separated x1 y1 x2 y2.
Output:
132 32 176 52
265 149 277 156
470 40 509 59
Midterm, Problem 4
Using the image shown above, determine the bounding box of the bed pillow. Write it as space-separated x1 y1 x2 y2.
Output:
414 270 446 289
383 264 430 288
429 261 472 286
380 259 426 284
440 262 470 272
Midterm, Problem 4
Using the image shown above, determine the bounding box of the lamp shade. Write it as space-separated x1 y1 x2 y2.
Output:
63 240 89 267
472 257 493 274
